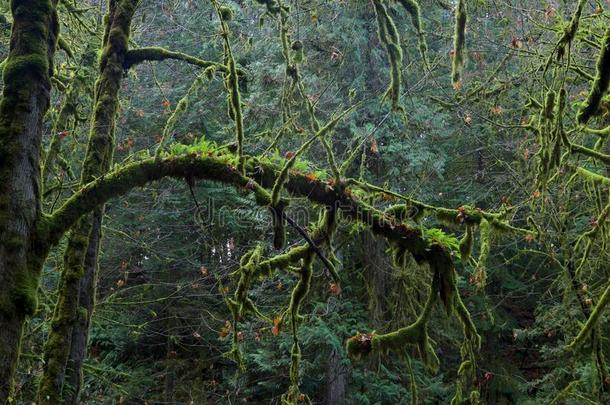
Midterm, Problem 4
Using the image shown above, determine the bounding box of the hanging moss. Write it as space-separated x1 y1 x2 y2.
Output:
455 294 481 348
395 0 428 66
269 109 351 248
214 2 246 174
347 270 439 371
459 224 473 264
281 252 315 404
451 0 467 88
577 26 610 124
432 251 457 315
372 0 404 111
553 0 587 62
473 218 491 290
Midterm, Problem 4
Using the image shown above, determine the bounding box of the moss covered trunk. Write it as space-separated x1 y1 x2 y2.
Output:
0 0 58 399
62 212 101 405
37 0 138 402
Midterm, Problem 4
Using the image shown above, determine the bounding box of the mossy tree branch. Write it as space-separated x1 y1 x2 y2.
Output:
43 153 448 267
567 282 610 350
124 46 230 73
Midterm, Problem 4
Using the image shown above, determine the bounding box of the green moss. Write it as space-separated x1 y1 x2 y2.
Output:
553 0 587 62
473 218 491 289
291 40 305 64
372 0 403 111
3 54 49 85
124 47 227 72
459 225 473 264
577 26 610 124
346 332 374 359
567 282 610 350
451 0 467 87
219 5 234 21
12 270 39 316
396 0 428 66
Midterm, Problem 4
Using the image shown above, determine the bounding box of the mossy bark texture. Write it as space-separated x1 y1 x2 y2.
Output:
0 0 58 400
38 1 139 403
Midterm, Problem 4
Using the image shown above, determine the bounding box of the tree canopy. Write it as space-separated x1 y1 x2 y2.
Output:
0 0 609 403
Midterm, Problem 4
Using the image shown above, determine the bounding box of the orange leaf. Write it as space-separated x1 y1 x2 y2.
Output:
370 138 378 154
305 173 318 183
490 105 503 115
328 282 341 295
272 318 281 336
511 36 523 49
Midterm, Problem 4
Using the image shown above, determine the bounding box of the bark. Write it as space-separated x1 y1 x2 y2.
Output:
37 0 139 402
324 349 347 405
0 0 58 400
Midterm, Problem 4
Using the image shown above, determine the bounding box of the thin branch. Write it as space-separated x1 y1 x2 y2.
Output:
282 212 339 282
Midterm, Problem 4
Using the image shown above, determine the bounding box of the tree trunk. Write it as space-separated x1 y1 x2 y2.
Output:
37 0 138 402
360 230 391 325
324 349 347 405
0 0 58 400
61 212 101 405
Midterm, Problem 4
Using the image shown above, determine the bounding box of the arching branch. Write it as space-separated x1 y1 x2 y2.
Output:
42 153 447 267
124 47 230 73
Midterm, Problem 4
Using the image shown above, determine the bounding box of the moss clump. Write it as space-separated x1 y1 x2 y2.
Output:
577 26 610 124
459 225 473 264
346 332 374 359
12 270 39 316
291 40 305 64
219 5 235 21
